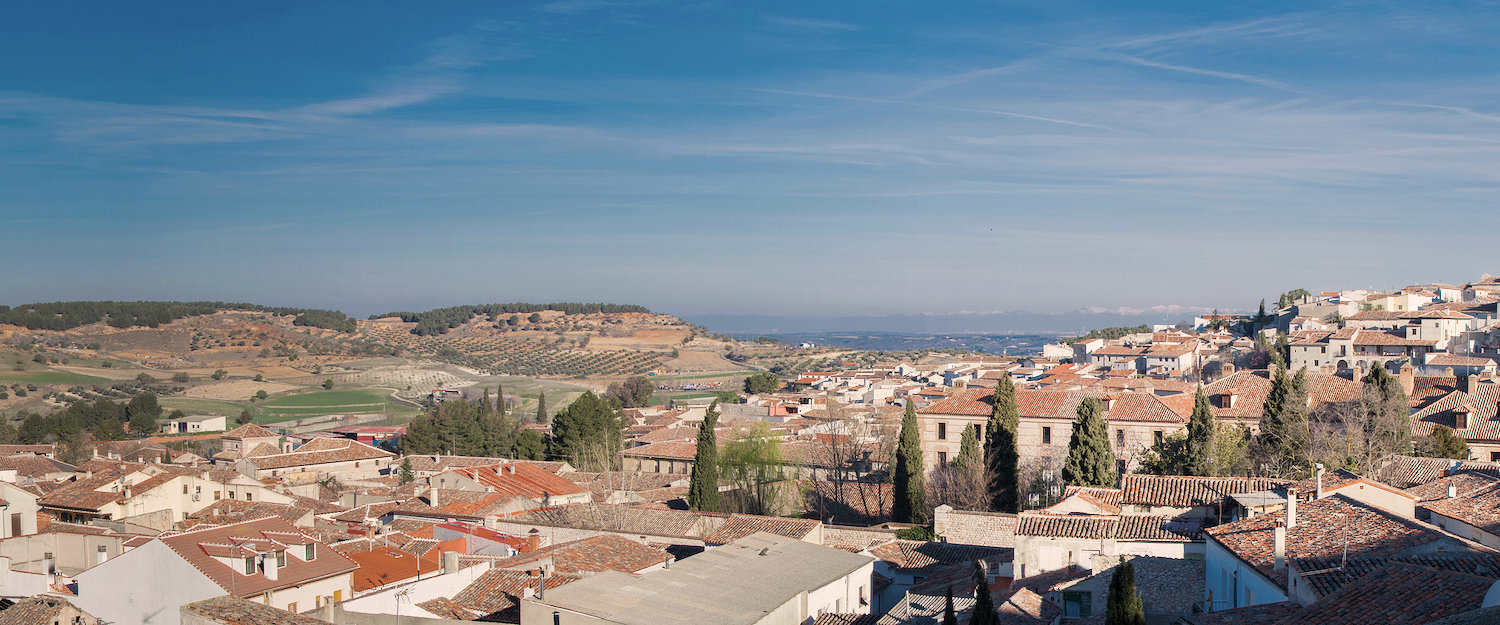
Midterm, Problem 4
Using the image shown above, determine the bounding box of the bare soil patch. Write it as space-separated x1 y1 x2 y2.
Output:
184 380 301 400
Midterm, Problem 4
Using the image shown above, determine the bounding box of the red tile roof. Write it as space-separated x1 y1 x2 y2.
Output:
444 462 588 500
1280 562 1494 625
704 514 821 545
157 517 357 598
347 545 440 591
246 438 393 470
1203 495 1460 590
449 569 583 617
494 533 665 574
222 424 278 440
1015 513 1194 541
1121 475 1289 508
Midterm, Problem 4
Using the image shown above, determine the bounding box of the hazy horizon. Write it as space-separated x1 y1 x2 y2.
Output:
3 1 1498 316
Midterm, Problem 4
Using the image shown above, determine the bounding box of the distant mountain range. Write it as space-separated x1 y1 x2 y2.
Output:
685 308 1215 336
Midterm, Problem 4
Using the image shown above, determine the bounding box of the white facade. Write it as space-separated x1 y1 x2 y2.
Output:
75 540 229 625
1202 538 1286 611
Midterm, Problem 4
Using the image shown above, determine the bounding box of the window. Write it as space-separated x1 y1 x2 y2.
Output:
1062 591 1092 618
333 590 342 602
859 585 868 607
1116 429 1125 446
1154 430 1164 446
276 551 286 567
214 491 221 500
937 451 948 464
245 492 253 502
244 558 255 575
8 513 19 538
938 422 947 440
305 544 316 560
228 491 235 500
288 603 297 613
182 484 189 494
1042 427 1052 445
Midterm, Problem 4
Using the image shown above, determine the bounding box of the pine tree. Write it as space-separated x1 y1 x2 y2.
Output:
1427 425 1470 459
535 391 547 424
942 586 958 625
1186 386 1215 476
1064 397 1117 487
689 401 722 512
893 400 927 523
985 376 1021 512
1105 557 1145 625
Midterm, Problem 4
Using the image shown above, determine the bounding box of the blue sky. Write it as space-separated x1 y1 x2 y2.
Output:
3 1 1499 319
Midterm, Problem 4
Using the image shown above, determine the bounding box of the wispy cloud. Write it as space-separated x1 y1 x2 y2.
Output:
1108 54 1300 92
753 87 1118 131
762 15 860 32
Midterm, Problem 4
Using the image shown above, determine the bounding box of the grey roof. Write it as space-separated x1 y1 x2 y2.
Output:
526 532 874 625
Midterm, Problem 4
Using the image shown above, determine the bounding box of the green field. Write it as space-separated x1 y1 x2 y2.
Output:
0 370 112 384
649 390 728 405
260 389 391 407
160 397 255 417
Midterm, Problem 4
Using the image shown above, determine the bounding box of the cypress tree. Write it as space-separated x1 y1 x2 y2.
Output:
535 391 547 424
942 586 958 625
496 383 506 416
985 376 1021 512
688 401 721 512
955 424 981 470
478 389 493 418
1363 364 1410 454
398 457 415 485
1186 386 1215 476
970 562 998 625
1257 367 1311 476
893 400 927 524
1064 397 1117 487
1105 557 1145 625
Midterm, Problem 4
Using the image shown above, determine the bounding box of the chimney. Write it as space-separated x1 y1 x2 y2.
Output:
443 550 459 575
1468 374 1482 394
1449 483 1459 499
1315 463 1325 499
262 554 278 581
1273 522 1287 570
1285 489 1297 529
428 486 440 508
1399 362 1415 397
1223 363 1236 376
527 529 541 553
96 545 108 566
321 599 334 622
664 554 673 569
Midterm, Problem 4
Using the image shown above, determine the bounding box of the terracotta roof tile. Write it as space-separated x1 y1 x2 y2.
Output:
247 438 392 471
158 516 357 598
181 595 327 625
705 514 821 545
492 533 664 574
1204 494 1458 590
1281 562 1494 625
347 545 441 591
1122 475 1288 508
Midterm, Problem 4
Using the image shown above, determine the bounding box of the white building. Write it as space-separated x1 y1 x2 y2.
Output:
74 517 357 625
521 531 875 625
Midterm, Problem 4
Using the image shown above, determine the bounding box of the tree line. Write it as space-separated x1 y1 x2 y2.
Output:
373 303 654 336
0 301 357 333
402 388 629 471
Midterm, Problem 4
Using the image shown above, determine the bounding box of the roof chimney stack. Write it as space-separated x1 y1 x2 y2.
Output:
1449 483 1459 499
1285 489 1297 529
1273 522 1287 570
1315 463 1325 499
428 486 440 508
443 550 459 575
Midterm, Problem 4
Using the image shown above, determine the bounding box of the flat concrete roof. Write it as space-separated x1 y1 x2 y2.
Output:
526 532 874 625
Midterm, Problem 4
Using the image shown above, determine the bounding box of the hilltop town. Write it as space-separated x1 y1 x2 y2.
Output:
2 277 1500 624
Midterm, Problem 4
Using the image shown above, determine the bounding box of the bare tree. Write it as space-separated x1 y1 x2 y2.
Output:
806 403 895 524
1018 451 1066 511
928 460 989 512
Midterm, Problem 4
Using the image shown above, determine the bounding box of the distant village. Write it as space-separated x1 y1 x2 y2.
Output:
7 276 1500 625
